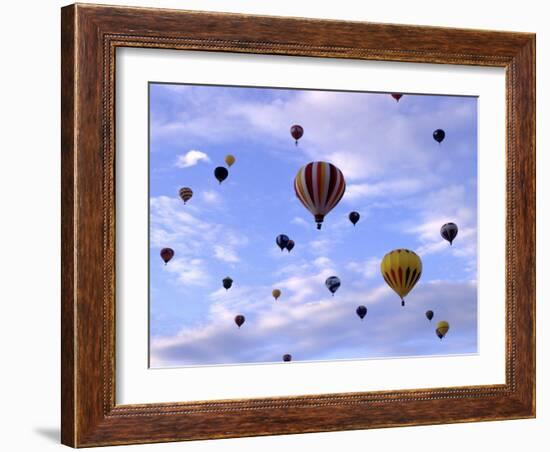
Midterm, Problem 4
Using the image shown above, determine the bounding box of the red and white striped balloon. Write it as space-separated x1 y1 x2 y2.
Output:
294 161 346 229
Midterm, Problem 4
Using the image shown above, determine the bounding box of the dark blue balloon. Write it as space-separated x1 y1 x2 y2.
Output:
433 129 446 143
349 211 360 226
325 276 341 295
214 166 229 184
276 234 290 251
356 305 367 320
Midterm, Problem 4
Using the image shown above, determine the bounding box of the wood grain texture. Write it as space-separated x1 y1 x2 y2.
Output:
61 3 536 447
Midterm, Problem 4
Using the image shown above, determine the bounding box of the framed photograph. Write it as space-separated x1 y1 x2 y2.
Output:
61 3 535 447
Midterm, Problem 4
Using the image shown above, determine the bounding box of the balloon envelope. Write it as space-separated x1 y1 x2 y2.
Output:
325 276 341 295
283 354 292 362
222 277 233 290
294 162 346 229
160 248 174 264
391 93 403 102
380 249 422 306
356 305 367 320
178 187 193 204
272 289 281 301
425 310 434 321
433 129 446 143
214 166 229 184
290 124 304 144
440 222 458 245
349 211 360 226
436 320 450 339
286 240 295 252
276 234 290 251
224 154 236 167
235 315 245 328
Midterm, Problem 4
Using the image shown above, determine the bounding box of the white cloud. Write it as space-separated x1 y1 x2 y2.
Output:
346 257 380 279
291 216 309 228
344 178 426 202
213 245 240 263
164 258 209 287
175 150 211 168
150 195 246 285
150 279 477 367
201 190 221 205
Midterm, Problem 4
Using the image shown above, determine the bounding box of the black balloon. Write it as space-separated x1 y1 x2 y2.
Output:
222 276 233 290
426 310 434 321
234 315 245 328
356 305 367 320
349 211 360 226
286 240 295 252
276 234 290 251
440 222 458 245
433 129 446 143
214 166 229 184
283 354 292 362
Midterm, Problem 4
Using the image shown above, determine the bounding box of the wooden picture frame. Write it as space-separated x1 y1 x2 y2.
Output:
61 3 535 447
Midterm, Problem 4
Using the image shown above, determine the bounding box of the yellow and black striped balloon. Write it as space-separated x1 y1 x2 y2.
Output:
380 249 422 306
179 187 193 204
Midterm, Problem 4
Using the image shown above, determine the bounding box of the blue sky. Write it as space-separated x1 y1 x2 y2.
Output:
148 83 478 367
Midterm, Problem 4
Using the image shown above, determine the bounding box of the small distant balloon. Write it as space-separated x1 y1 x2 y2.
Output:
440 222 458 245
235 315 245 328
433 129 446 144
283 354 292 362
436 321 449 339
272 289 281 301
178 187 193 204
391 93 403 102
356 305 367 320
214 166 229 184
286 240 295 252
276 234 290 251
349 211 360 226
222 276 233 290
425 310 434 322
325 276 341 296
160 248 174 265
224 154 236 167
290 124 304 145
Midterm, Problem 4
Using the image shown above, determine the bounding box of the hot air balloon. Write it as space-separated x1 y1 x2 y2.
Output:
391 93 403 102
222 276 233 290
294 161 346 230
356 305 367 320
440 222 458 245
224 154 236 167
433 129 446 144
178 187 193 204
286 240 295 252
426 310 434 322
349 211 360 226
290 124 303 145
436 320 449 339
380 249 422 306
214 166 229 184
235 315 245 328
283 354 292 362
325 276 341 296
276 234 290 251
160 248 174 265
272 289 281 301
